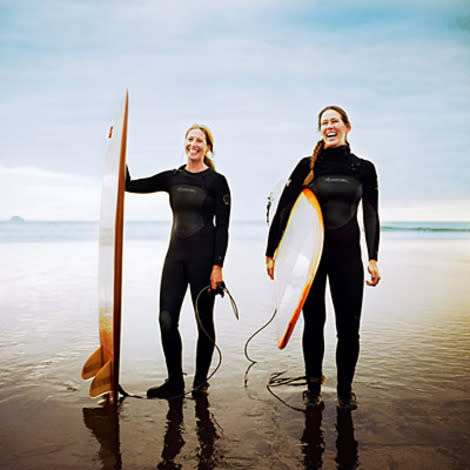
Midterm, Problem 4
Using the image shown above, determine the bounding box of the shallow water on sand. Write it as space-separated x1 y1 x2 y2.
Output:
0 236 469 469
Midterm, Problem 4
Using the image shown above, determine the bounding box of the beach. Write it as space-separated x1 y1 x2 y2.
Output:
0 222 469 469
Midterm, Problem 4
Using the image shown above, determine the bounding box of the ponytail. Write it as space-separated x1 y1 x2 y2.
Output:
303 140 324 186
204 155 215 170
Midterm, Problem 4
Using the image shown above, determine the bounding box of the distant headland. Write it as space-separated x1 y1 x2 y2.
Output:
9 216 25 223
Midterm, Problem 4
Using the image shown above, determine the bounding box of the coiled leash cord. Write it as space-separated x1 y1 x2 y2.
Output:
194 281 239 382
266 373 309 412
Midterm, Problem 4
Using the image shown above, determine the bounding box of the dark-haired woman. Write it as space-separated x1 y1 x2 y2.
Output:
266 106 380 410
126 124 231 399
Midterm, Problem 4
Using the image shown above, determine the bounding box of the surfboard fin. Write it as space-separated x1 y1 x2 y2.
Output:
89 361 114 398
81 346 104 380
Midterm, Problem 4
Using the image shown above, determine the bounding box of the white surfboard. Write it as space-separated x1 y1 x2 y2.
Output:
273 188 324 349
82 90 128 403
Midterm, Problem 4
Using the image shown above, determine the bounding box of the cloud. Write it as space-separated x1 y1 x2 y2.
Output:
0 165 100 220
1 0 469 220
0 164 173 221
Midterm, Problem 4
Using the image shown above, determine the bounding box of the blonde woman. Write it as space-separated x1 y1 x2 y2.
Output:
126 124 231 399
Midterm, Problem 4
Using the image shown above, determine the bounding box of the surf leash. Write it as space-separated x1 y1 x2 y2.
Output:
267 373 327 412
243 309 327 413
265 372 308 412
195 282 239 382
243 308 278 386
118 283 239 402
118 384 143 400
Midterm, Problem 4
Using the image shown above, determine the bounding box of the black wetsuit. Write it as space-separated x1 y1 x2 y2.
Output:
266 145 379 396
126 166 231 386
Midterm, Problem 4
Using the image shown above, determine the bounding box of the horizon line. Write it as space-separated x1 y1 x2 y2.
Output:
2 218 470 224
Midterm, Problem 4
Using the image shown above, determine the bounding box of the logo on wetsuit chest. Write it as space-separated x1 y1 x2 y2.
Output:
325 177 349 183
176 186 198 193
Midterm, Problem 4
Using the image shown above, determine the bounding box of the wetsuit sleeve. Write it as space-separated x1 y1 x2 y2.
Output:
362 161 380 261
213 174 231 267
265 158 310 258
125 165 171 193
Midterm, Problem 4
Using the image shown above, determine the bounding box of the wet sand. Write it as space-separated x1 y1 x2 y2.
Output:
0 235 469 469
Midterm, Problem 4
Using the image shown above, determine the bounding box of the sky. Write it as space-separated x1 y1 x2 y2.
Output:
1 0 469 221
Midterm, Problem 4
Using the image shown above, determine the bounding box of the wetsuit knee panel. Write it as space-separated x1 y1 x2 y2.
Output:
336 326 360 341
159 310 178 332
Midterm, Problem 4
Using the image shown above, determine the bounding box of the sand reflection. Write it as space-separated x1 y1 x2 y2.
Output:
82 396 222 470
300 405 359 469
157 397 185 469
82 401 122 470
335 408 359 469
157 396 222 470
300 405 325 468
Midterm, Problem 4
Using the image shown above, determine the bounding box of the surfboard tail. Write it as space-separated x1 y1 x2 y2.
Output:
278 308 302 350
89 361 114 398
82 346 105 380
278 286 310 349
82 347 117 401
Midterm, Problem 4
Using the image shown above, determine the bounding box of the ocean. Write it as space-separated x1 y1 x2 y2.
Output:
1 219 470 243
1 220 469 469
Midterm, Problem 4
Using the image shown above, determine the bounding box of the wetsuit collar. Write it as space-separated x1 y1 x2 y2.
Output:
178 164 212 175
319 145 350 161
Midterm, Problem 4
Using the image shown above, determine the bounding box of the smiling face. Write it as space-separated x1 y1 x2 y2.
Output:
319 108 351 149
184 128 210 163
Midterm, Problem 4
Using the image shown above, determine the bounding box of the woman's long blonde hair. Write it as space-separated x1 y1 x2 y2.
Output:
303 105 351 186
185 124 216 170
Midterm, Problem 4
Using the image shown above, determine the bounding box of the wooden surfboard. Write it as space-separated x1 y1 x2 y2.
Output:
82 90 128 403
273 188 324 349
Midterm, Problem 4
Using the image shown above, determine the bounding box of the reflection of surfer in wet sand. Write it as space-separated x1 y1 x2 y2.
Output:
194 395 222 468
299 406 359 469
301 407 325 468
157 396 222 469
335 408 359 468
126 124 231 399
157 397 185 469
266 106 381 410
